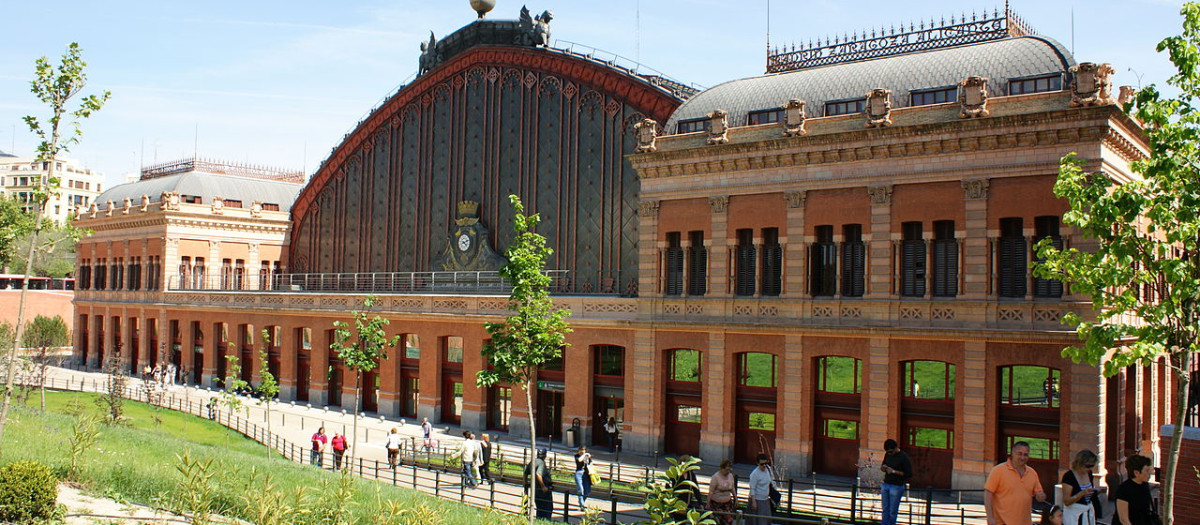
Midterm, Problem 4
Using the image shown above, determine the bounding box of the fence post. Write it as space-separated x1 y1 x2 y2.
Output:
925 486 933 525
435 470 441 497
850 483 858 524
787 478 794 512
561 490 569 522
610 494 618 525
489 478 495 508
812 474 818 512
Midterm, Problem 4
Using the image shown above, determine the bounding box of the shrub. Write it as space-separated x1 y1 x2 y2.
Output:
0 460 60 522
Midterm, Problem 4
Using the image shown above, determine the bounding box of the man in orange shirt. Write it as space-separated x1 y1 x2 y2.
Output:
985 441 1048 525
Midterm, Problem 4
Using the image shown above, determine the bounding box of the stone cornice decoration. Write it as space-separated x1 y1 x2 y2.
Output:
121 197 132 214
87 203 97 218
784 190 807 208
958 76 990 118
1118 86 1136 106
1103 129 1149 163
634 118 659 153
211 197 225 215
140 194 150 212
166 238 179 249
961 178 990 199
867 184 893 205
709 195 730 213
782 99 808 137
162 191 181 211
865 89 892 128
209 240 221 251
706 109 729 145
250 200 263 218
1070 62 1116 107
638 199 660 218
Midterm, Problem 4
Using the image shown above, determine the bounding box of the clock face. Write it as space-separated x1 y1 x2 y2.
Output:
457 233 471 252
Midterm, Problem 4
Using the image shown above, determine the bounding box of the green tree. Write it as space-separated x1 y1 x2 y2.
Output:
0 42 110 442
10 222 85 278
1034 5 1200 524
641 456 716 525
0 197 36 271
21 315 70 411
256 328 280 460
475 195 572 525
331 295 400 464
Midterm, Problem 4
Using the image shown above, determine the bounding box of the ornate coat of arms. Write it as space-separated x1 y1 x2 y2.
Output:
431 201 507 271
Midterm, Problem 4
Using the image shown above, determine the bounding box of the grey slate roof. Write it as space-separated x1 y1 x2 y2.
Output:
0 150 16 158
95 171 303 212
666 36 1075 131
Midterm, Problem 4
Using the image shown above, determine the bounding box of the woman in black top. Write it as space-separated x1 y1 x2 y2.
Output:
1061 449 1099 525
1116 455 1155 525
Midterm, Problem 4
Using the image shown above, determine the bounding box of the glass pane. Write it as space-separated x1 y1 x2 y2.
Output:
676 405 702 423
452 382 464 418
1007 436 1059 460
906 361 955 399
446 336 463 363
747 412 775 431
405 334 420 359
671 349 702 382
596 345 624 376
823 419 858 440
909 427 953 449
1001 366 1059 407
739 353 777 388
818 356 861 394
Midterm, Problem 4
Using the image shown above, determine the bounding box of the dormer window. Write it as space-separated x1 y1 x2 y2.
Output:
747 108 783 125
1009 74 1062 95
824 98 864 117
677 118 710 134
263 203 280 211
910 86 957 106
224 199 243 208
182 195 202 204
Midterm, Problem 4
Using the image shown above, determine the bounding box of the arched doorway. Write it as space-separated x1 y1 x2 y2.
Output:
997 365 1061 495
735 352 778 464
813 355 862 477
665 349 702 457
901 360 956 488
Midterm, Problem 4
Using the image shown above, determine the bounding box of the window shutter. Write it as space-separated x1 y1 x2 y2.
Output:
1033 236 1063 298
997 237 1027 297
841 241 865 297
736 244 756 296
688 245 707 296
665 247 684 295
901 240 927 297
811 243 837 296
933 240 958 297
762 243 782 296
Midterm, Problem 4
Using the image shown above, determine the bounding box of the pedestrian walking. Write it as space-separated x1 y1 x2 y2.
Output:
525 447 553 519
421 417 434 451
747 453 778 525
880 438 914 525
479 433 494 484
706 459 737 525
1114 454 1155 525
574 446 593 510
451 430 481 488
310 426 328 467
604 416 619 452
1061 449 1099 525
206 397 217 419
384 427 404 468
331 433 347 470
985 441 1047 525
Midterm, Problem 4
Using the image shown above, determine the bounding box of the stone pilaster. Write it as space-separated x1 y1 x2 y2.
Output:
1068 360 1108 484
708 196 730 296
961 179 990 299
207 240 221 289
867 185 893 298
784 191 806 297
955 339 991 489
699 331 733 462
638 200 660 297
247 243 261 290
164 238 179 289
776 335 810 475
626 329 661 454
862 337 891 464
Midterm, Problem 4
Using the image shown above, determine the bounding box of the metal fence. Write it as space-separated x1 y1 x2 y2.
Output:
165 270 638 297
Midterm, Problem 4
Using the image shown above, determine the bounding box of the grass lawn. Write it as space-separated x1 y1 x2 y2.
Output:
0 390 531 525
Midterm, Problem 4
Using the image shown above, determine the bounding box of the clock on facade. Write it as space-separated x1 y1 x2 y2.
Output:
458 233 471 252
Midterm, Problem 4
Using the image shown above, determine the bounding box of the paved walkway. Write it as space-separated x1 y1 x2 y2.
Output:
42 365 992 524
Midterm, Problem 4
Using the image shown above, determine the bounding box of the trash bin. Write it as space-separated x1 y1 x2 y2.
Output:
566 417 582 447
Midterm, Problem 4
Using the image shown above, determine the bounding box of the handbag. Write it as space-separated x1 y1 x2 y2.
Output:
768 483 782 509
589 470 601 485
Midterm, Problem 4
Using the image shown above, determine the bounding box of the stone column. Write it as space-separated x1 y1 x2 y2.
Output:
247 243 261 291
776 335 810 475
955 339 991 489
699 331 734 462
708 196 730 296
960 179 990 299
625 329 661 454
783 191 806 297
680 237 692 298
867 185 893 298
1068 360 1108 486
862 337 891 465
638 200 660 297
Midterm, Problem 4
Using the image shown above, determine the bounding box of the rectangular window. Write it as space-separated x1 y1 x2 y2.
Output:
932 220 958 297
735 228 756 296
901 221 926 297
1033 216 1063 298
761 228 782 296
263 203 280 211
444 336 463 363
489 386 511 430
665 232 683 296
910 87 957 106
822 418 859 440
687 231 707 296
825 99 864 116
677 118 709 134
909 428 954 450
675 405 702 424
738 353 778 388
404 334 420 360
841 224 866 297
997 218 1027 297
1009 75 1062 95
1005 436 1059 460
811 225 837 296
670 349 702 382
404 377 420 417
747 412 776 431
224 199 242 208
747 108 783 125
594 345 625 376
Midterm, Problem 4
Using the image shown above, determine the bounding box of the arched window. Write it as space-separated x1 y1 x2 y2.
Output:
903 360 956 399
816 356 862 394
738 352 778 388
594 345 625 377
670 349 702 382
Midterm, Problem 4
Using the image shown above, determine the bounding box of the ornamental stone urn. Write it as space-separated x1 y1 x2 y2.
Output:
470 0 496 18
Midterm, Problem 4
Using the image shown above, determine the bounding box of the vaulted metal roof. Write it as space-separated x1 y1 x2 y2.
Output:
665 36 1075 132
95 171 302 212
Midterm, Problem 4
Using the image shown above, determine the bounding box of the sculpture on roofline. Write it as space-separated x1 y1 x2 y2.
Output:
418 32 440 76
1070 62 1116 107
782 99 808 137
958 76 990 118
865 88 892 127
706 109 729 145
518 5 554 47
634 118 659 153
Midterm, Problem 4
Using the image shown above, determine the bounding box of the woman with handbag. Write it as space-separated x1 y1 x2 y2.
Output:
748 454 779 525
574 446 593 510
1062 449 1099 525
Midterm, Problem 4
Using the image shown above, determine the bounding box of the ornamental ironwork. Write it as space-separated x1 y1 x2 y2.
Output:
765 7 1036 74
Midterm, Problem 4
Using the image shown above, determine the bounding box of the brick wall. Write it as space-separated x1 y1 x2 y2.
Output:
1160 425 1200 516
0 290 74 332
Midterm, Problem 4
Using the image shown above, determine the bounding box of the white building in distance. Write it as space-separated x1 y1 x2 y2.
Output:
0 150 105 224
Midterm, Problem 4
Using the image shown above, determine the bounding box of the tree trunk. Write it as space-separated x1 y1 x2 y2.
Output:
351 370 361 467
0 188 48 442
525 378 537 525
1164 351 1191 525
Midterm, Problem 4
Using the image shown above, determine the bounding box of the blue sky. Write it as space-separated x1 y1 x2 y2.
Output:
0 0 1185 188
